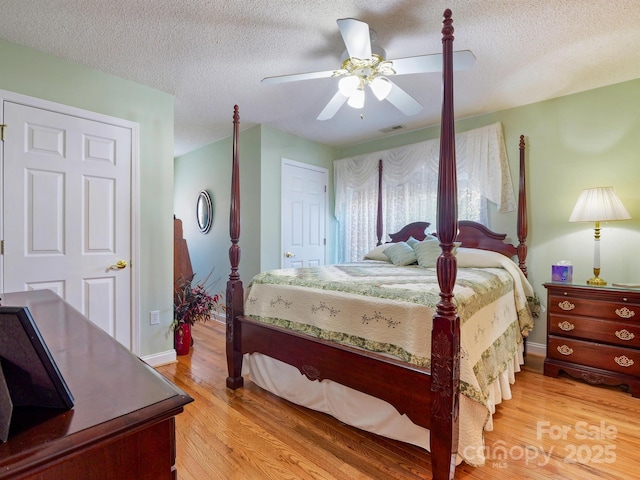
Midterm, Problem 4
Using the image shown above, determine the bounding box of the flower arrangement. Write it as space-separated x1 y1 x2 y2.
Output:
172 271 224 330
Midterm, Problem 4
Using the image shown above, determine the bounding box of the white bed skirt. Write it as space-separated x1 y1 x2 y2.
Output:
242 344 524 466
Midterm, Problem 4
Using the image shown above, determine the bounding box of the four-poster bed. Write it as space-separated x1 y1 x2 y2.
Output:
225 10 532 480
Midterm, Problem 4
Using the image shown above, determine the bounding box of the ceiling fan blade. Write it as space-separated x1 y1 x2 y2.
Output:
384 80 423 116
391 50 476 75
337 18 371 59
452 50 477 70
262 69 337 85
317 91 349 121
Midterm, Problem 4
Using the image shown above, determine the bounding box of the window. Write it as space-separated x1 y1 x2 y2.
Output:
335 122 515 263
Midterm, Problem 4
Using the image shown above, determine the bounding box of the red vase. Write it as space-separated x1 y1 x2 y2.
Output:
174 323 192 355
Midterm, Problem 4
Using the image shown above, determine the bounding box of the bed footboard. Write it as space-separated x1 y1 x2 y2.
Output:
240 317 432 428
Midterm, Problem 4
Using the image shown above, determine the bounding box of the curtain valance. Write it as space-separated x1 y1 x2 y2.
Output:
334 122 516 221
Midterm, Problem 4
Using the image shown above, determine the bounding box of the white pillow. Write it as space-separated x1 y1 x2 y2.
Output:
363 243 391 262
455 247 506 268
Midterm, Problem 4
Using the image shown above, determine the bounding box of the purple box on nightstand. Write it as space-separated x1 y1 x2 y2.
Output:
552 264 573 283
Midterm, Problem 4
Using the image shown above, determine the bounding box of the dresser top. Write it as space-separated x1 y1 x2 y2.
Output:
544 282 640 302
545 282 640 291
0 289 193 465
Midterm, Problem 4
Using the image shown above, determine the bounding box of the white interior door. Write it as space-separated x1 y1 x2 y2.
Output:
281 159 327 268
2 99 134 349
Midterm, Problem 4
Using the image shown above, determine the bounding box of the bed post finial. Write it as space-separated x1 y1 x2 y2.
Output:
226 104 244 390
431 9 460 480
442 9 454 40
517 135 528 276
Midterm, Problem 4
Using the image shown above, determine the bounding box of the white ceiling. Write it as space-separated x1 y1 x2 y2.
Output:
1 1 639 157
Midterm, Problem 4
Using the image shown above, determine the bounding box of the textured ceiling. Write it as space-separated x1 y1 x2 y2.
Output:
1 1 639 157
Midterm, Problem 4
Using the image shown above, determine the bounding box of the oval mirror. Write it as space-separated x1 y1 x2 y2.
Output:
196 190 213 234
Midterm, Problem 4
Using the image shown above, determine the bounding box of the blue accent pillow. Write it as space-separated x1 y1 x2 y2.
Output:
383 242 417 266
405 236 419 248
414 237 463 267
413 236 441 267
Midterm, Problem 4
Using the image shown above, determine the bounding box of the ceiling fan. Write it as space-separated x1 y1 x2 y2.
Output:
262 18 476 121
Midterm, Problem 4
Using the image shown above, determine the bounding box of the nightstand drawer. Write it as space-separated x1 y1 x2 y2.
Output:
548 336 640 376
548 294 639 321
548 314 640 348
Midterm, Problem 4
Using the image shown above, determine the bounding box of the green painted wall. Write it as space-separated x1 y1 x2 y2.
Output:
259 125 337 269
174 124 336 292
174 122 261 289
0 39 175 357
338 78 640 346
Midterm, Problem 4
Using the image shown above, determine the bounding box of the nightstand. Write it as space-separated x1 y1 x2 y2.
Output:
543 282 640 396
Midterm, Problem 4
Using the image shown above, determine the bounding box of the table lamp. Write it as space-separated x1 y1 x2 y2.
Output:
569 186 631 286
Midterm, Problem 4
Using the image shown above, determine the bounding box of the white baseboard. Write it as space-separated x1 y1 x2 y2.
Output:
142 317 225 367
141 349 177 367
526 341 546 357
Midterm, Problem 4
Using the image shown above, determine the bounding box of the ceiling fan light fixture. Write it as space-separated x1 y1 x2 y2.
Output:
263 18 476 121
370 76 392 100
347 88 365 109
371 44 386 61
338 75 360 97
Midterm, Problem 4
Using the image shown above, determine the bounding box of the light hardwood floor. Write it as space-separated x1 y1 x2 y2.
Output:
157 321 640 479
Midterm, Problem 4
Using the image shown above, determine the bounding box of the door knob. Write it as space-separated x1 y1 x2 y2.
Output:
109 260 128 270
285 252 295 258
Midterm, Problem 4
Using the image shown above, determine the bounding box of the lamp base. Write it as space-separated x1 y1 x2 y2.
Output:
587 267 607 286
587 276 607 286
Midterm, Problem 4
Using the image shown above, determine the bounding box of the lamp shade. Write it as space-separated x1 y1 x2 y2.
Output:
370 76 392 100
338 75 360 97
347 88 365 109
569 186 631 223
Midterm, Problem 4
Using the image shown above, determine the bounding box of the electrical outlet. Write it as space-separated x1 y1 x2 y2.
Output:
150 310 160 325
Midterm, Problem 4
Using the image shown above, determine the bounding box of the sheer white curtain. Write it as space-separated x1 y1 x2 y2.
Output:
334 122 516 263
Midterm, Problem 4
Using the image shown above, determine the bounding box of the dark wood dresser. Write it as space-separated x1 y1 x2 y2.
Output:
0 290 193 479
544 282 640 396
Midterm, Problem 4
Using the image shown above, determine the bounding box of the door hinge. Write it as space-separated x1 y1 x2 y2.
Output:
1 240 4 255
0 124 6 142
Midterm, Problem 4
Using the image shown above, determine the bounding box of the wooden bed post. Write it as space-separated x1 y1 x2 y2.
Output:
226 105 245 389
517 135 528 277
431 9 460 480
376 159 383 245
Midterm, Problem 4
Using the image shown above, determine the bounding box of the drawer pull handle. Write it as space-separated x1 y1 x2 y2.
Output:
615 329 635 341
557 345 574 356
558 321 575 331
615 307 635 319
558 301 575 311
614 355 634 368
